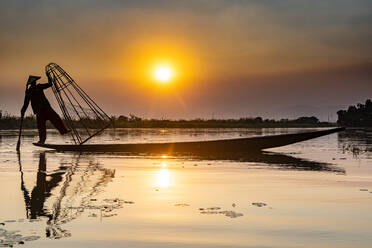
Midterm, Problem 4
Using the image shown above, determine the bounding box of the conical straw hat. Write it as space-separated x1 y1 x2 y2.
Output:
27 75 41 84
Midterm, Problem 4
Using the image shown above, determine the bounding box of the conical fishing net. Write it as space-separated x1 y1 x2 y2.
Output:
45 63 112 145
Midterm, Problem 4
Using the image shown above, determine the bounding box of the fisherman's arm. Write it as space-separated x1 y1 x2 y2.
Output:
21 88 30 116
38 74 53 89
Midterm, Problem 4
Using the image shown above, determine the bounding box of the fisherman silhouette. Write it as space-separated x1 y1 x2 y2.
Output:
21 74 69 144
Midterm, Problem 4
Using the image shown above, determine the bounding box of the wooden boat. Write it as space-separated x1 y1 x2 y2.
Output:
33 127 345 153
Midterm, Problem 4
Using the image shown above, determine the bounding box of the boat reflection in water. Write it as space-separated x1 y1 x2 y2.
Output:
162 150 345 174
18 152 116 239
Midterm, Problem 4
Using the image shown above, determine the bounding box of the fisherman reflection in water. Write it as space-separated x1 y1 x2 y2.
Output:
18 152 116 239
20 152 64 220
19 152 69 238
21 74 69 144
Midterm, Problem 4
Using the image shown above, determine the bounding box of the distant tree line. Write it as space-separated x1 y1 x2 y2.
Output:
111 115 330 128
0 110 37 129
0 110 334 130
337 99 372 127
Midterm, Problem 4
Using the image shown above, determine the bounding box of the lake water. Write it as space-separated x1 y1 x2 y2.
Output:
0 128 371 248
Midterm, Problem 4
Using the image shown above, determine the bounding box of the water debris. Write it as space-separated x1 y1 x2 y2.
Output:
0 228 40 247
200 211 218 215
102 214 117 218
103 198 122 203
199 209 243 218
3 221 15 223
207 207 221 210
193 164 198 166
252 202 267 207
174 203 190 207
67 198 130 219
360 189 368 191
224 211 243 218
90 199 97 201
232 203 236 207
22 236 39 242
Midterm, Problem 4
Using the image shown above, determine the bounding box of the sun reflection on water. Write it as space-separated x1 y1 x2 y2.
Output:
156 169 171 188
155 161 171 188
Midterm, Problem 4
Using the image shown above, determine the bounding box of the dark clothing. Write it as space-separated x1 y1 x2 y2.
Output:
23 83 52 114
37 108 68 143
21 80 68 143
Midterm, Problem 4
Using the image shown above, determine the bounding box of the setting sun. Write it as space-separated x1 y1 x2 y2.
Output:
154 65 173 83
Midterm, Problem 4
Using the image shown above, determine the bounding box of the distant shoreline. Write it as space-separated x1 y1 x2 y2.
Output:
0 114 336 130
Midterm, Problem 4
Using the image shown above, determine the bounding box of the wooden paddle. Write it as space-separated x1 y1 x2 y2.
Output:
17 81 30 151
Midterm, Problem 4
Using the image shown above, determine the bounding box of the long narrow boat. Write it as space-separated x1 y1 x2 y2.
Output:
33 127 345 153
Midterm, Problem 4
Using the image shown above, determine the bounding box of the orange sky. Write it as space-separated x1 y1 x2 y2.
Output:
1 1 371 120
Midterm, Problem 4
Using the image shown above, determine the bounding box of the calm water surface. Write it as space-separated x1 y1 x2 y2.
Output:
0 128 371 248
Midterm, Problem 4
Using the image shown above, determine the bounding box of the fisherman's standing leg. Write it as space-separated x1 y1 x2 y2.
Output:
36 112 47 144
46 108 68 134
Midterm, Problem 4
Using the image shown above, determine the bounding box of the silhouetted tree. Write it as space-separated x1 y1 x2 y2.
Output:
337 99 372 126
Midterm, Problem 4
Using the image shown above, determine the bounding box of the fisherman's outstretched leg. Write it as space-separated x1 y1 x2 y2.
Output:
37 113 47 144
47 108 69 135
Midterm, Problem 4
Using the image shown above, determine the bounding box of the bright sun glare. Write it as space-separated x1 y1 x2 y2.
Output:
154 66 172 83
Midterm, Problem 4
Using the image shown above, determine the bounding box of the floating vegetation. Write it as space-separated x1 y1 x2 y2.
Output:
22 236 39 242
174 203 190 207
206 207 221 210
224 211 244 218
252 202 267 207
0 228 40 247
102 214 117 218
64 197 133 222
198 207 243 218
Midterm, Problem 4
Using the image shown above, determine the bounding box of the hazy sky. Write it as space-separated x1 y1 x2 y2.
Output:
1 0 371 120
